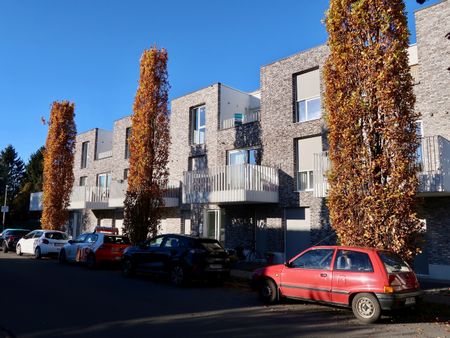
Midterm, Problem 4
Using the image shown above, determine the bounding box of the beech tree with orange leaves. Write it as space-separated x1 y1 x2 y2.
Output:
324 0 422 261
123 46 170 244
41 101 76 230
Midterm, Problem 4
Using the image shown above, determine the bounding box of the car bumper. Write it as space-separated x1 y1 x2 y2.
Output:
375 290 424 311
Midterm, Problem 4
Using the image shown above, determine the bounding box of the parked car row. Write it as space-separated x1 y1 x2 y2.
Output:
1 227 423 324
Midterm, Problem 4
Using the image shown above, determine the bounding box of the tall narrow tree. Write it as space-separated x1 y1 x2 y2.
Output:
123 46 170 244
324 0 422 260
41 102 76 230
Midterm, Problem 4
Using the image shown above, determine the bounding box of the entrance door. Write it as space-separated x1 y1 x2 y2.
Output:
204 210 225 244
286 208 311 261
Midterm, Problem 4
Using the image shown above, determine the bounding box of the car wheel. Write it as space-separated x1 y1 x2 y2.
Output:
2 242 8 253
34 247 42 259
170 265 186 286
122 258 135 278
352 293 381 324
258 278 278 304
86 253 96 269
16 244 22 256
59 249 67 264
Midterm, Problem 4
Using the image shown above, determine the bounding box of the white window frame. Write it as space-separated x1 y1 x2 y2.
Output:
192 106 206 145
296 96 321 123
296 170 314 192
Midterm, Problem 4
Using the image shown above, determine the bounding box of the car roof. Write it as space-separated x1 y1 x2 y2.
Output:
311 245 382 253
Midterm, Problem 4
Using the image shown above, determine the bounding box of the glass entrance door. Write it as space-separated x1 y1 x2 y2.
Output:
204 210 225 243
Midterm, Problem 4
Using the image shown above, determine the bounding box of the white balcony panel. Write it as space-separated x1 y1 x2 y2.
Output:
30 192 43 211
183 164 279 204
108 181 180 208
312 136 450 198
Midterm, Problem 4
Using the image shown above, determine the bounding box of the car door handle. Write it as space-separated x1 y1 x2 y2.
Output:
320 273 328 277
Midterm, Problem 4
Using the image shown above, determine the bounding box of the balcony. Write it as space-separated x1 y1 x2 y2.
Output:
108 181 180 208
221 109 260 130
417 135 450 196
29 186 110 211
312 136 450 198
182 164 279 204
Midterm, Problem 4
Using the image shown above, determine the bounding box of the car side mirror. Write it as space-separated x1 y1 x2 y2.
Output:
284 261 292 268
68 240 74 244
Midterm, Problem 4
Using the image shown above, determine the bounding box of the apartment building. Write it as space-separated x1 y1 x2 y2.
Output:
30 0 449 280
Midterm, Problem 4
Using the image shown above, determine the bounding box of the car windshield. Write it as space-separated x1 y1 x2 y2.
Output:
45 232 68 240
378 251 411 273
194 239 224 252
8 230 30 237
104 236 130 244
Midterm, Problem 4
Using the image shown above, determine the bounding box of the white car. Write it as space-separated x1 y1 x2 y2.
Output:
16 230 69 259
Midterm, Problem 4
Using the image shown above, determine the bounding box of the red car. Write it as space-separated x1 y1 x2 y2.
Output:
252 246 423 323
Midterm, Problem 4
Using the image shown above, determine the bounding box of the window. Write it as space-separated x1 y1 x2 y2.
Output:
378 251 412 273
75 234 88 243
86 234 98 243
228 148 261 165
290 248 335 270
297 171 314 191
296 136 322 191
45 232 69 240
97 173 111 188
297 97 321 122
79 176 87 186
295 68 321 122
148 236 164 248
416 120 423 165
81 141 89 169
334 250 374 272
191 105 206 144
125 127 131 159
33 231 44 238
189 156 207 171
124 169 129 180
162 237 180 248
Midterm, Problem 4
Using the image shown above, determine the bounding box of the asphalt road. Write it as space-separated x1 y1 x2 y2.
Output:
0 252 448 338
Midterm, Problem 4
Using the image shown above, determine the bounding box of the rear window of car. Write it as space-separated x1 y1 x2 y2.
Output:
45 232 68 240
193 239 224 252
104 236 130 244
378 251 412 273
9 230 30 237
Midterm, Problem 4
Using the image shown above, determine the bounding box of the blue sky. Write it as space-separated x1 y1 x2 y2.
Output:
0 0 439 162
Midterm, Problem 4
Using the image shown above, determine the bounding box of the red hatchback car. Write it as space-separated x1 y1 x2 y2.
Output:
252 246 423 323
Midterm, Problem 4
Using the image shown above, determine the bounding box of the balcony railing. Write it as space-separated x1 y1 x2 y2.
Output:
182 164 279 204
29 186 110 211
312 136 450 197
109 181 180 208
221 109 260 129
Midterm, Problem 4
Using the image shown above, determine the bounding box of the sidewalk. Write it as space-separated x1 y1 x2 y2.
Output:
230 268 450 306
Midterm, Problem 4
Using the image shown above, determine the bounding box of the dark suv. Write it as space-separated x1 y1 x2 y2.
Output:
122 234 230 285
0 229 30 253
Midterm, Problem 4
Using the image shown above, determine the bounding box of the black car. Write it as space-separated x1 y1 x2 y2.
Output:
122 234 230 286
0 229 30 253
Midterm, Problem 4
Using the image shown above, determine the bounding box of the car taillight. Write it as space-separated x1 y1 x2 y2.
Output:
42 239 49 244
6 236 14 242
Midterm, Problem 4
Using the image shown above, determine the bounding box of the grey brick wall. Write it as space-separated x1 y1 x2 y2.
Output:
415 0 450 273
415 0 450 140
260 44 331 251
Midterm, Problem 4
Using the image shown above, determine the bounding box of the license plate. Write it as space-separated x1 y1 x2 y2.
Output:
55 243 64 247
114 257 121 261
405 297 415 305
210 264 222 269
